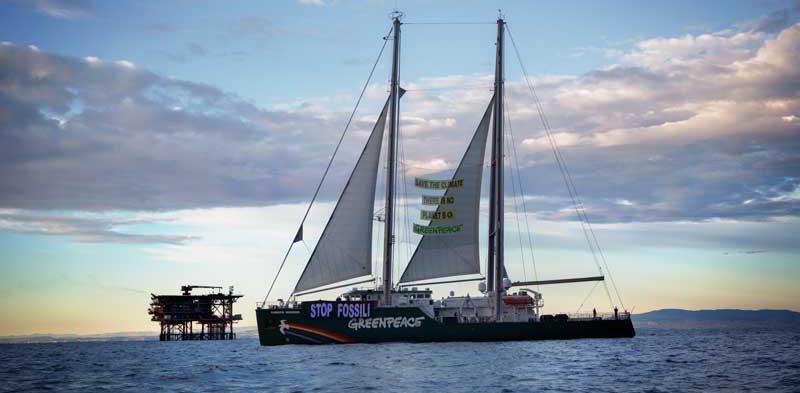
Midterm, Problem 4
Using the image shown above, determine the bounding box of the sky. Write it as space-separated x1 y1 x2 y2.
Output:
1 0 799 336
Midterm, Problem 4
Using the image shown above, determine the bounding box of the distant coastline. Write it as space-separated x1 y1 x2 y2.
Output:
634 308 800 329
0 331 158 344
3 309 798 343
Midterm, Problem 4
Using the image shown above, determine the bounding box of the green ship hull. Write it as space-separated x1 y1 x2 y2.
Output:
256 301 635 345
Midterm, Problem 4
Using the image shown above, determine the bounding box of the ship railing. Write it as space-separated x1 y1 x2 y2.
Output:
257 301 299 309
566 311 631 321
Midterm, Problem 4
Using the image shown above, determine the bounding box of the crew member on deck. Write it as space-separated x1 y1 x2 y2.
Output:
614 306 619 320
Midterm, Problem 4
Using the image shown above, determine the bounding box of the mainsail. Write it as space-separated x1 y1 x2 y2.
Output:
398 95 495 284
293 98 390 293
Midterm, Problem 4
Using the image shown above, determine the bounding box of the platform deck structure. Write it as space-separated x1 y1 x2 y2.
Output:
149 285 243 341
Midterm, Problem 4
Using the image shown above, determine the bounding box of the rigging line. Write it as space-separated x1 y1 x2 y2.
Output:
506 25 617 308
505 26 598 265
508 35 619 312
391 25 404 288
404 21 496 25
402 149 412 274
508 28 623 310
504 90 539 292
375 133 387 290
575 280 601 314
505 27 587 231
398 92 412 281
261 26 393 305
403 85 494 92
512 65 614 311
401 155 411 274
504 116 528 283
399 161 481 171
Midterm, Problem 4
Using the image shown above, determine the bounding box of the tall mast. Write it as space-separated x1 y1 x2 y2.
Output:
492 17 505 320
382 14 401 306
487 70 497 294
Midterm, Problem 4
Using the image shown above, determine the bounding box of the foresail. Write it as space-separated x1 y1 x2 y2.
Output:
293 98 390 294
399 95 494 284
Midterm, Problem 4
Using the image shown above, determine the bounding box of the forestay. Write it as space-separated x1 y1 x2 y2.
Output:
293 98 390 293
399 95 494 283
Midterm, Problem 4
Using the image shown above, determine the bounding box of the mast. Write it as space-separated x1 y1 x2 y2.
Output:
382 14 401 306
487 70 497 294
492 17 505 320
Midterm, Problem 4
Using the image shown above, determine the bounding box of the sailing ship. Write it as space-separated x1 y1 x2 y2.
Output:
256 14 634 345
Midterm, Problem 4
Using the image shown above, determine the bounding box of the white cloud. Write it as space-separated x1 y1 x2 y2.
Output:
0 209 197 244
114 59 136 69
1 21 798 224
616 199 634 206
297 0 335 6
404 158 452 177
30 0 92 20
621 31 764 71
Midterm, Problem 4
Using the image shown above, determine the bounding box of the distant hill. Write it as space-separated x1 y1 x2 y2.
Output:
634 309 800 328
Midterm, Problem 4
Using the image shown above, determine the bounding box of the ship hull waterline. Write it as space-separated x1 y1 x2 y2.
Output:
255 304 635 346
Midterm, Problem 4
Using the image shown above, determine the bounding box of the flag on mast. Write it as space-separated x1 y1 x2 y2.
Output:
293 225 303 243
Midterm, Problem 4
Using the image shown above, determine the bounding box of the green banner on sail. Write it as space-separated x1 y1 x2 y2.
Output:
420 210 456 221
413 223 463 235
415 178 464 189
421 195 455 205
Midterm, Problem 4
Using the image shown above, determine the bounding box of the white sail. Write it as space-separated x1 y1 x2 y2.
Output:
399 96 494 283
293 98 390 293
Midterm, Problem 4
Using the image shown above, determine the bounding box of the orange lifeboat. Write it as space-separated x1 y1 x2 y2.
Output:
502 295 531 305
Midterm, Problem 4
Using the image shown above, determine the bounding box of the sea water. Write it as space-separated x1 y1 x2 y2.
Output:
1 327 798 392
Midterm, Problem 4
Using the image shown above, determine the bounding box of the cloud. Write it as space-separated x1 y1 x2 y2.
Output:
230 16 286 39
754 9 793 33
0 209 197 244
749 3 800 34
153 42 210 63
141 22 172 33
186 42 207 57
724 250 768 255
298 0 335 6
501 24 800 223
342 57 369 66
404 158 453 177
114 59 135 69
25 0 93 20
0 43 376 211
1 21 799 225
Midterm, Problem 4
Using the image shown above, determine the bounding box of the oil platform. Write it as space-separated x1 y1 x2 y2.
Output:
149 285 243 341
